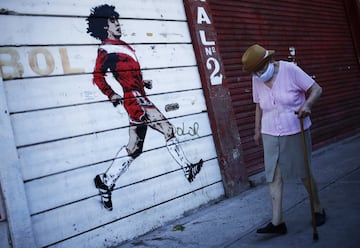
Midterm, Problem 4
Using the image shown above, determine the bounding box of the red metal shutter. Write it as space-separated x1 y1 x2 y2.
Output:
208 0 360 176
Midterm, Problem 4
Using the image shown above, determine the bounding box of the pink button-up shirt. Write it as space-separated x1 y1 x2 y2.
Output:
253 61 314 136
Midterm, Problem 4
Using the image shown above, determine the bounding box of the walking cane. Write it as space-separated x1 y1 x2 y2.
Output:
299 116 319 240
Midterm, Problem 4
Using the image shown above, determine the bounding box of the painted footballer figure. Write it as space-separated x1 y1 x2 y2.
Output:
86 4 203 211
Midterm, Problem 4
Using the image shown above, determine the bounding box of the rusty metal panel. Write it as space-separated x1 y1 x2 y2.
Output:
343 0 360 65
183 0 249 196
209 0 360 175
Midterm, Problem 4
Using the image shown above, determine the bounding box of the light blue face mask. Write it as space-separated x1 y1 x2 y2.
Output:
257 62 275 82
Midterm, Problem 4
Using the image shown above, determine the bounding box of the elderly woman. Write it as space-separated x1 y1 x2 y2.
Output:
242 44 326 234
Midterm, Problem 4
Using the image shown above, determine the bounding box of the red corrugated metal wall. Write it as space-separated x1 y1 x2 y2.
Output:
208 0 360 175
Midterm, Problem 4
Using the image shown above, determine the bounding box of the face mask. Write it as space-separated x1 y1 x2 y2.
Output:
257 62 275 82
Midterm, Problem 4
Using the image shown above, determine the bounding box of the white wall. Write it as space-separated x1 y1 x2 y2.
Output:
0 183 11 248
0 1 224 247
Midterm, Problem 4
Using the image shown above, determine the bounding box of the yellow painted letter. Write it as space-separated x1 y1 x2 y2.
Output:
0 48 24 80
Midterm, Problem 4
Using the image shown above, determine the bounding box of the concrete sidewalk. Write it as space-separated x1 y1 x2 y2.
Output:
117 134 360 248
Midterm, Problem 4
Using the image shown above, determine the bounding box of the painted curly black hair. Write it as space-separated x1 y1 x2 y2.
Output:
86 4 120 41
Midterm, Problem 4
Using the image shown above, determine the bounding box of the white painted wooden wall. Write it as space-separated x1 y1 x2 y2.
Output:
0 0 225 247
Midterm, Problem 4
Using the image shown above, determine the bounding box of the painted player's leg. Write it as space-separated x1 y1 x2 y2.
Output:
94 146 134 211
104 146 133 186
166 136 203 182
94 123 147 211
144 107 203 182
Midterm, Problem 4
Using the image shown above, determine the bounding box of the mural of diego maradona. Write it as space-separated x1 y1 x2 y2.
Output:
86 4 203 211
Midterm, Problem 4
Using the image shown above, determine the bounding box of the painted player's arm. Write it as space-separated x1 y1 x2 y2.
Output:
93 71 123 107
93 50 123 107
110 94 123 107
143 80 153 89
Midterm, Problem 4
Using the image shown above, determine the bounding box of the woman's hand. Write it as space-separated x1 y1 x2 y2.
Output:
296 105 311 119
297 82 322 118
254 103 262 145
254 130 262 146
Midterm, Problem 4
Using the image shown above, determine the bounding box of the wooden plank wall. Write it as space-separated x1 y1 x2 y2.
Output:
0 0 225 247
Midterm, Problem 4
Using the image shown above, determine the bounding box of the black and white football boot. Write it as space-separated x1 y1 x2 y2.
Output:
94 174 114 211
184 159 203 183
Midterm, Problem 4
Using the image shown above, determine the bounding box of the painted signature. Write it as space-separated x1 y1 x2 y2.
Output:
175 122 199 137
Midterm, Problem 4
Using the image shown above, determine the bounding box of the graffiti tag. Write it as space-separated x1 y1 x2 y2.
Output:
176 122 199 137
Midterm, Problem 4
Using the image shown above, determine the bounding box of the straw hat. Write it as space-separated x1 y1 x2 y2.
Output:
242 44 275 73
